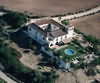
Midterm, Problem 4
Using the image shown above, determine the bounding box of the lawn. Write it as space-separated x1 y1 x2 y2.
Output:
56 43 84 61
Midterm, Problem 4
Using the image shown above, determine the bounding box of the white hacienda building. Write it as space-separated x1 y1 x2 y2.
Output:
25 19 74 48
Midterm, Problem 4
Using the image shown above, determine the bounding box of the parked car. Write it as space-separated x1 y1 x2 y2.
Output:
56 41 64 46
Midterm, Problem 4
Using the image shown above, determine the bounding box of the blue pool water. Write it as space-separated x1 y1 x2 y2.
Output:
64 49 76 55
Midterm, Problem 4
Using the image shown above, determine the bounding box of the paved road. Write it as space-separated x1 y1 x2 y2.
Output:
27 6 100 24
0 71 17 83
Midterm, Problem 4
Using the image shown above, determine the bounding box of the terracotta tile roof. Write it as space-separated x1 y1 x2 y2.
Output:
34 19 65 29
29 19 68 38
48 29 67 38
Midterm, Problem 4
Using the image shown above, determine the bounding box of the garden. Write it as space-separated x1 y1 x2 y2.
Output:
54 27 100 70
56 42 83 61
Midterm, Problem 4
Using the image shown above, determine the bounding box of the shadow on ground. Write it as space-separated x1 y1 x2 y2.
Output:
10 29 41 54
10 29 57 68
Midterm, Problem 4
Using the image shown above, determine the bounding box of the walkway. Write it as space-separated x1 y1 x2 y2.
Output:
0 71 17 83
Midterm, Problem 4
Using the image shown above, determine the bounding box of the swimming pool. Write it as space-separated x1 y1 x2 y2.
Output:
64 49 76 55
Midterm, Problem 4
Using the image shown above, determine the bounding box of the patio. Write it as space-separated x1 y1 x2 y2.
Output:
54 37 73 51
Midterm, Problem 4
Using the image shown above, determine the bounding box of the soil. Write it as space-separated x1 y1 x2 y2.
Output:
70 13 100 38
0 0 100 16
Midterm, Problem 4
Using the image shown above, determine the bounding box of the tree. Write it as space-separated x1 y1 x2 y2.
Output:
61 20 69 25
0 19 7 28
85 46 93 53
85 35 100 45
30 69 58 83
86 67 96 76
47 68 58 83
92 45 100 55
90 57 100 66
32 70 45 83
2 12 27 28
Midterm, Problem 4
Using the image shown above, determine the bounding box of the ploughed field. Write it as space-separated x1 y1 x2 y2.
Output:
0 0 100 16
70 13 100 38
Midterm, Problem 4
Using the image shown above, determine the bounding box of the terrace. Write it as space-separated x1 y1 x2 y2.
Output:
55 41 83 61
52 29 100 70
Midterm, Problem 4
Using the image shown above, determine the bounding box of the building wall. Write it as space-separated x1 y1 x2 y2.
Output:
67 26 74 38
47 26 74 48
26 24 74 48
47 35 67 48
27 24 47 45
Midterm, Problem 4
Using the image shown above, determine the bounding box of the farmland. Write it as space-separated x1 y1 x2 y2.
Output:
0 0 100 16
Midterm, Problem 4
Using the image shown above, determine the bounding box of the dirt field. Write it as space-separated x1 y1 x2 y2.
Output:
70 13 100 38
56 71 76 83
56 69 91 83
0 0 100 16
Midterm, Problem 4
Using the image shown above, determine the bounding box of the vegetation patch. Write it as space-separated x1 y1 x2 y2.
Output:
61 20 69 25
56 43 83 61
1 12 28 29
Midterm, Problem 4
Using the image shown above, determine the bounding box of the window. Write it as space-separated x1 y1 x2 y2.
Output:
50 43 53 46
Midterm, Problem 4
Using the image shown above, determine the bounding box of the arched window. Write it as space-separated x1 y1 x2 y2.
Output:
50 43 53 46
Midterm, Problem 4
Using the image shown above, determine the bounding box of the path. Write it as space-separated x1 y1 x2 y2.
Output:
0 71 17 83
53 6 100 21
27 6 100 24
0 6 100 24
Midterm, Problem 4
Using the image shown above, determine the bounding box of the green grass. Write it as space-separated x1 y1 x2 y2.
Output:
56 44 83 61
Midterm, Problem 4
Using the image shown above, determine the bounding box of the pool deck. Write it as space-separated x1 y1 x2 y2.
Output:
55 38 73 51
54 32 78 51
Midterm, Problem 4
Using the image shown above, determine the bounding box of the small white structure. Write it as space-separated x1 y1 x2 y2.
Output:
72 60 79 64
25 19 74 48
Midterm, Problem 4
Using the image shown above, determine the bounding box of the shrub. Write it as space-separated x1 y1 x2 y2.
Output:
30 69 58 83
2 12 28 28
74 28 84 35
90 57 100 66
84 35 100 45
0 40 31 82
85 68 96 76
0 19 7 27
93 45 100 55
61 20 69 25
